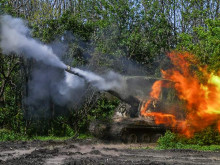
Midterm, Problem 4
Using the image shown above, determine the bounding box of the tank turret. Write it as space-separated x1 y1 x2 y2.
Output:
65 65 140 117
65 65 176 143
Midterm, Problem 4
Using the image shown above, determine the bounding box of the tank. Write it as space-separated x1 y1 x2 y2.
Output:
65 65 178 143
89 100 171 143
89 77 180 143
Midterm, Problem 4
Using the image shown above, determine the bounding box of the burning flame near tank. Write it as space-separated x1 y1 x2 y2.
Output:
141 52 220 137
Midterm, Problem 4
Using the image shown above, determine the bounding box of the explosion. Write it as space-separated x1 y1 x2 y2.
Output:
141 52 220 137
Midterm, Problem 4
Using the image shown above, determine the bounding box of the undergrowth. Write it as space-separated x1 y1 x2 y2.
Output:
0 129 93 141
0 129 27 141
157 128 220 151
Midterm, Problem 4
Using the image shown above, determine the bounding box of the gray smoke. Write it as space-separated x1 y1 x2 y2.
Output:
0 15 126 109
72 68 125 91
27 65 86 109
0 15 66 68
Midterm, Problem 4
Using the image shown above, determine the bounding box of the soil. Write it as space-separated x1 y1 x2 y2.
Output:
0 139 220 165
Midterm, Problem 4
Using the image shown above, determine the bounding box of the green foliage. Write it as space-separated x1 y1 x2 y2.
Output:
157 132 220 151
78 97 119 134
31 136 70 141
0 0 15 15
157 131 184 149
50 116 75 137
158 127 220 150
88 98 119 122
177 18 220 71
0 106 25 134
187 127 220 145
181 144 220 151
0 129 27 141
77 134 93 139
24 116 75 138
31 10 94 43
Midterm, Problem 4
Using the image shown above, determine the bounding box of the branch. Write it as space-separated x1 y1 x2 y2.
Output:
6 61 20 78
15 0 28 10
8 79 16 88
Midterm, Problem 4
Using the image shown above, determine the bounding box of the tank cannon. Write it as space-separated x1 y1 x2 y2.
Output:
65 65 84 78
65 65 177 143
65 65 140 117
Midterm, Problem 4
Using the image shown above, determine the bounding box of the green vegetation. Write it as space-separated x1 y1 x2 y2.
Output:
157 129 220 151
0 129 73 141
177 19 220 71
0 0 220 147
0 129 27 141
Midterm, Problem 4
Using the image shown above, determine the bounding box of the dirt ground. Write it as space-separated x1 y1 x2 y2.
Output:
0 139 220 165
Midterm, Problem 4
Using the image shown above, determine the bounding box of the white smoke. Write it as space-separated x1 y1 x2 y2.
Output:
59 72 85 96
0 15 66 69
72 68 125 91
0 15 126 109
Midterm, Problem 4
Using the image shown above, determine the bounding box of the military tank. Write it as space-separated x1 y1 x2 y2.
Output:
89 97 169 143
65 65 179 143
88 76 181 143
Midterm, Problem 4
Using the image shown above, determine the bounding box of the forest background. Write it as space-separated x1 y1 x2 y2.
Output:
0 0 219 144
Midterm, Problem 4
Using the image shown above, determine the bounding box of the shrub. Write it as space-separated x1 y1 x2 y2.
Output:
157 127 220 150
187 127 220 145
0 129 27 141
157 130 184 149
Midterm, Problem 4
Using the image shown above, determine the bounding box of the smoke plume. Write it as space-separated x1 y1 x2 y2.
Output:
0 15 66 69
0 15 126 110
72 68 125 91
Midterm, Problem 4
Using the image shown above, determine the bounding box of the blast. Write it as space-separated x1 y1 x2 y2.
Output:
141 52 220 137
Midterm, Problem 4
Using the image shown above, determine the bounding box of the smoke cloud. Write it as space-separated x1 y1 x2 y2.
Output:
27 64 86 110
72 68 125 91
0 15 127 111
0 15 66 69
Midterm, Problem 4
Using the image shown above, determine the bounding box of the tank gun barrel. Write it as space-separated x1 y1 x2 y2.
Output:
64 65 140 117
65 65 85 79
65 65 134 102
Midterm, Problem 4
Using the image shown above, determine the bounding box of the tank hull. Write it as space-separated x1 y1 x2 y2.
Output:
89 117 167 143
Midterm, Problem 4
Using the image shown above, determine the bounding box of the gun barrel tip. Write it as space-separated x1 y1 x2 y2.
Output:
66 65 71 71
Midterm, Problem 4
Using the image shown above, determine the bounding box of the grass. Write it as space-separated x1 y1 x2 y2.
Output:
129 144 220 151
130 144 220 151
0 129 94 142
172 144 220 151
77 133 93 139
130 146 151 150
32 133 93 141
131 143 220 151
31 136 71 141
156 144 220 151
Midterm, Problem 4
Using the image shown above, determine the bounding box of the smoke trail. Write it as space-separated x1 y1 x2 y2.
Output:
72 68 125 91
0 15 126 109
0 15 66 69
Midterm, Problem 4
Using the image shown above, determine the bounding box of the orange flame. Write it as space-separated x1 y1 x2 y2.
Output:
218 121 220 132
143 112 177 128
141 51 220 137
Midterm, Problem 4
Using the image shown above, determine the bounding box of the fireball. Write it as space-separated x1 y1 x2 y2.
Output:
141 52 220 137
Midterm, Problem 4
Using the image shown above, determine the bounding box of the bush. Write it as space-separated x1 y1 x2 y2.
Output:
0 129 27 141
157 130 184 149
187 127 220 145
157 127 220 150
